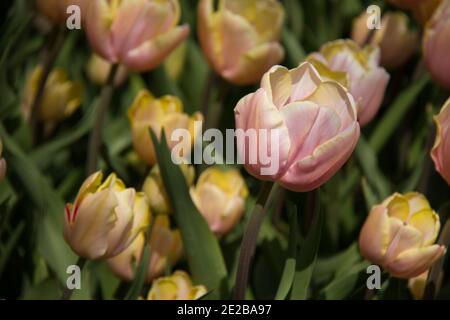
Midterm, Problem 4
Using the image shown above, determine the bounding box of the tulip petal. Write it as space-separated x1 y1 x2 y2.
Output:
123 25 190 71
85 0 117 62
384 218 423 264
279 122 360 192
409 209 440 246
386 245 446 278
359 205 391 265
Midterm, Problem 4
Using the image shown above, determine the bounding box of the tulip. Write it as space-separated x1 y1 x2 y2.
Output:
190 167 248 237
0 139 6 182
408 271 429 299
143 164 195 215
387 0 442 24
234 62 360 192
22 66 83 132
431 98 450 185
107 215 182 283
64 172 150 259
352 12 418 69
36 0 88 25
423 0 450 89
164 42 187 81
308 40 390 126
85 0 190 72
359 192 446 278
147 270 207 300
86 54 128 86
128 90 203 166
198 0 285 85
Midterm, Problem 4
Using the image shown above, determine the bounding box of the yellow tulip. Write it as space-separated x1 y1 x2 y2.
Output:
198 0 285 85
190 167 248 237
22 66 83 131
64 172 150 259
359 192 445 278
143 164 195 215
86 54 128 86
147 270 207 300
408 271 429 299
107 215 182 283
128 90 203 166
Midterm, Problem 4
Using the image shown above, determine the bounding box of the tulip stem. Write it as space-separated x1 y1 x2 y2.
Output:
30 26 67 145
60 257 86 300
424 217 450 299
86 64 119 176
233 181 278 300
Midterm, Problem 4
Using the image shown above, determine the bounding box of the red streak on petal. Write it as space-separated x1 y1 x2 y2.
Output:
65 205 72 223
72 205 80 223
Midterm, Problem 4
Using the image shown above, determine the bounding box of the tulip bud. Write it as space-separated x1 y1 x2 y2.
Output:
0 139 6 182
36 0 88 25
107 215 182 283
143 164 195 215
85 0 190 72
359 192 446 278
308 40 390 126
423 0 450 89
431 98 450 185
352 12 418 69
190 167 248 237
147 270 207 300
198 0 285 85
128 90 203 166
86 54 128 86
408 271 429 299
64 172 150 260
22 66 83 131
234 62 360 192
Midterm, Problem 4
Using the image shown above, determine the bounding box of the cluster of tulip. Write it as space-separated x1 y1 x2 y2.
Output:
1 0 450 301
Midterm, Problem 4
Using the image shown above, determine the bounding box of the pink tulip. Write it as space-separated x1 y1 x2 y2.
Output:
85 0 190 72
234 62 360 192
198 0 285 85
359 192 445 278
308 40 390 126
431 98 450 185
424 0 450 89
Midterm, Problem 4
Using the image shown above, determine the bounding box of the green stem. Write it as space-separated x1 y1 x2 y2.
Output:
233 181 277 300
60 257 86 300
30 27 67 145
424 218 450 299
86 64 119 175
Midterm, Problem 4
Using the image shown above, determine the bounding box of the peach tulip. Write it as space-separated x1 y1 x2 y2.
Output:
359 192 446 278
308 40 390 126
190 167 248 237
147 271 207 300
64 172 150 259
352 12 418 69
107 215 182 283
423 0 450 89
198 0 285 85
387 0 442 24
234 62 360 192
85 0 189 72
128 90 203 166
431 98 450 185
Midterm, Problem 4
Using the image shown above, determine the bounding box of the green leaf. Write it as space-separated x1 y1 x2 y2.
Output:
369 74 430 153
355 135 390 200
275 203 298 300
150 129 228 299
125 244 150 300
282 28 306 68
320 261 370 300
0 124 76 284
361 177 378 210
290 191 323 300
